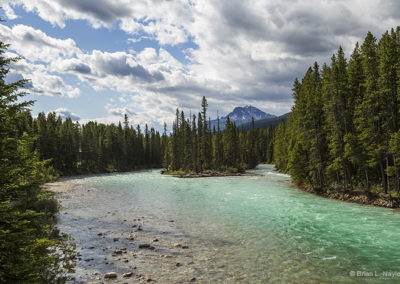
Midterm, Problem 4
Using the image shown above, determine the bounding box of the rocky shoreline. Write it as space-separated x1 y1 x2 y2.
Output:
299 185 400 208
48 181 222 283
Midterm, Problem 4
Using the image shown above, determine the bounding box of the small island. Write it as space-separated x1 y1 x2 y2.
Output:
162 170 261 178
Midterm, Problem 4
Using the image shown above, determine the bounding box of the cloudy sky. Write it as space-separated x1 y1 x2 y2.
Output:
1 0 399 128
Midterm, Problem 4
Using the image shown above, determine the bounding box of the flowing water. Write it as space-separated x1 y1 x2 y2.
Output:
58 164 400 283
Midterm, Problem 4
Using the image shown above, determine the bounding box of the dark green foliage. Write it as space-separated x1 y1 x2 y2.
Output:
30 113 165 175
163 97 273 173
274 27 400 196
0 40 75 282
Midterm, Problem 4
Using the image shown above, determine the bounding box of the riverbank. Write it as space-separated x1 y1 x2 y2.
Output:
297 184 400 208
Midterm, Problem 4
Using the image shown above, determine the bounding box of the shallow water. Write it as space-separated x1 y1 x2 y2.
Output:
58 164 400 283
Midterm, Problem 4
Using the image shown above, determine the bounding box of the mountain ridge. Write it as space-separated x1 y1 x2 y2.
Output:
210 105 276 129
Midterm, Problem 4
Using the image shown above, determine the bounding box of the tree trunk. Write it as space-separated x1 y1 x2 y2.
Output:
364 168 370 192
394 155 399 195
379 158 387 194
386 157 391 202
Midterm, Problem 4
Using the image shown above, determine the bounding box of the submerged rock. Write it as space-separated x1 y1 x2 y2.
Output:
139 243 155 250
104 272 118 279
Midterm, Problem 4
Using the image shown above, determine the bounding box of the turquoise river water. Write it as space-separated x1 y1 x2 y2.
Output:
58 164 400 283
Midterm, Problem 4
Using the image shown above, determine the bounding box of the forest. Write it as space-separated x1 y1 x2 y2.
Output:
274 27 400 198
19 112 165 175
13 96 274 176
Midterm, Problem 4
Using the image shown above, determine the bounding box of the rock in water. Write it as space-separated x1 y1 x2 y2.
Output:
138 243 155 250
123 272 133 278
104 272 118 279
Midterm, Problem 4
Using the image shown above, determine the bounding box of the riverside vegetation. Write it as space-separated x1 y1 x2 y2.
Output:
2 23 400 281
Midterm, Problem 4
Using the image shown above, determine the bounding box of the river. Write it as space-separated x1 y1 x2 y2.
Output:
57 164 400 283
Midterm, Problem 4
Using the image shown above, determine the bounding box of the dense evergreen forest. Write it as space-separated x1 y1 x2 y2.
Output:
0 41 75 282
19 112 165 175
163 97 275 173
274 27 400 198
22 96 274 176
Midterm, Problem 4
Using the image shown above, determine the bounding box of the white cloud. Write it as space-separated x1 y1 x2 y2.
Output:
51 108 81 121
0 24 78 62
2 0 400 126
5 53 81 98
29 69 81 98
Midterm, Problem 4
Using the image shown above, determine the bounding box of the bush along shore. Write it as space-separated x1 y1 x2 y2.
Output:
294 182 400 208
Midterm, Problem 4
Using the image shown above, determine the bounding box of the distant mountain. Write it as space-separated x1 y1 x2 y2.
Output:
240 112 290 131
210 105 276 130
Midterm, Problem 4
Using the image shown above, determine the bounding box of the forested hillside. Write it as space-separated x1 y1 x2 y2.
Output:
240 113 290 131
274 27 400 198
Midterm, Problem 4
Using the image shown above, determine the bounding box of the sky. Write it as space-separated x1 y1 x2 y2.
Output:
1 0 399 129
